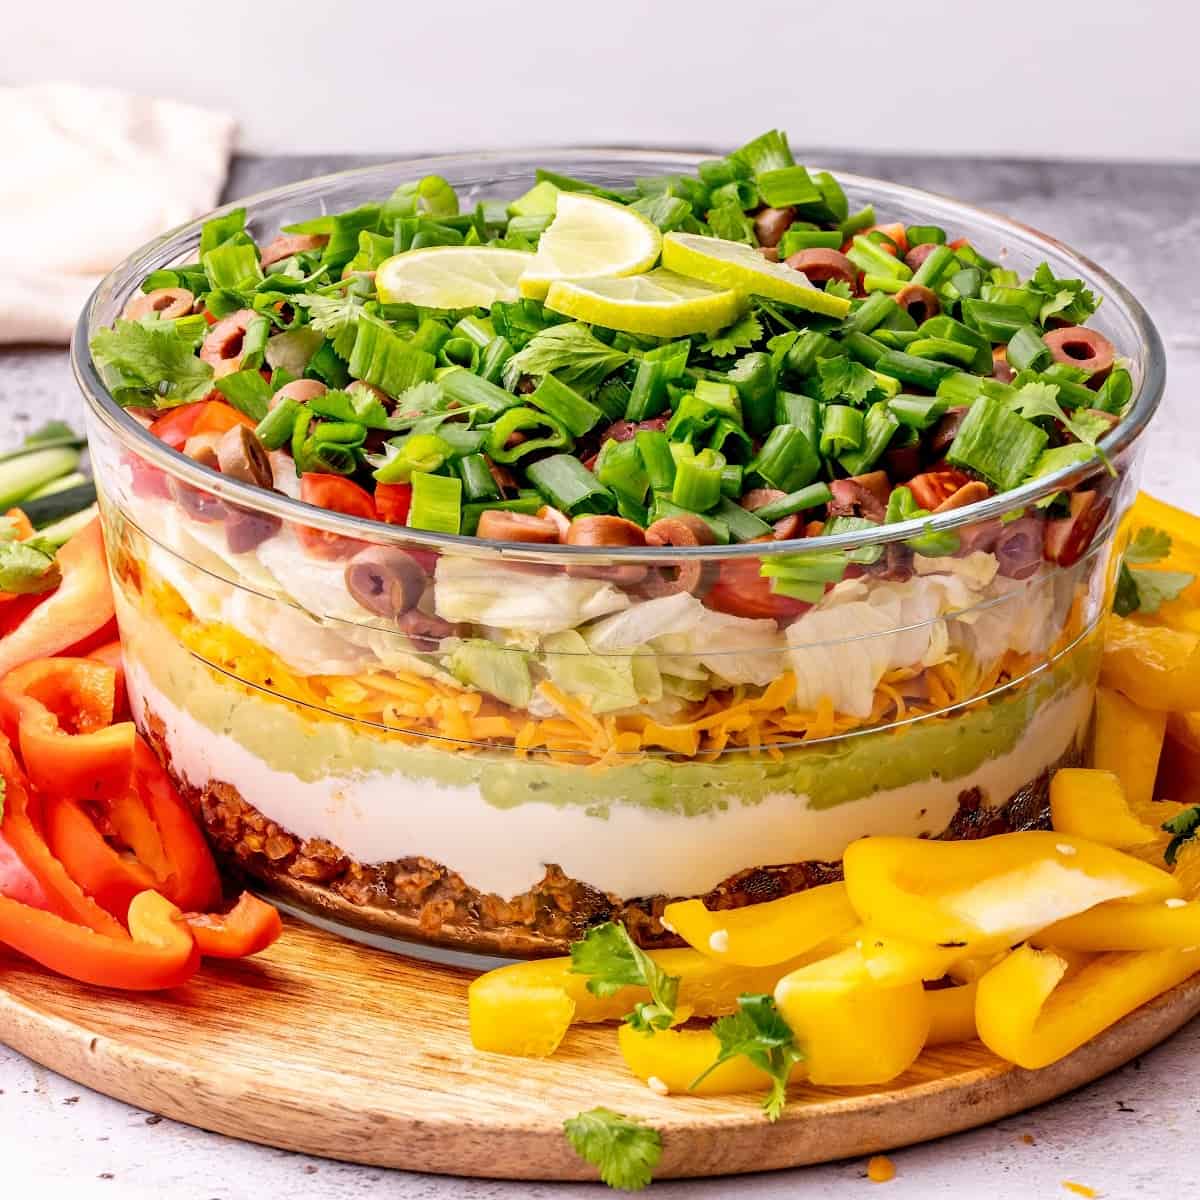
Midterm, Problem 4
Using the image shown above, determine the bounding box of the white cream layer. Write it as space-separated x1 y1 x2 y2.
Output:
128 660 1092 902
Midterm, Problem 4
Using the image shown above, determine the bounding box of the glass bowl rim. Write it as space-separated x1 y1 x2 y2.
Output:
72 147 1166 563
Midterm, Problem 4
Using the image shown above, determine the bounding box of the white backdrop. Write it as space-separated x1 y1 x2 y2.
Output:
8 0 1199 161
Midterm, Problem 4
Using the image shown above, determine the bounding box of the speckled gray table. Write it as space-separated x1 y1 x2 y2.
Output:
2 153 1199 1200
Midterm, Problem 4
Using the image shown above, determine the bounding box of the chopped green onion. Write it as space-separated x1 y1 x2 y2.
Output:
906 225 946 246
713 497 771 542
649 496 730 543
872 349 958 391
595 438 650 505
720 463 744 498
728 352 777 436
486 407 573 464
910 245 956 289
528 374 604 438
374 433 452 483
838 401 900 475
666 393 720 444
843 331 888 368
255 398 300 450
888 394 948 430
749 425 821 492
819 405 865 456
839 206 875 239
508 180 559 217
918 315 992 372
635 430 676 492
411 318 452 357
861 274 906 295
202 240 263 293
313 420 366 446
671 447 725 511
349 317 436 397
961 299 1031 342
776 392 821 451
752 482 834 523
457 453 501 502
948 267 983 301
906 337 979 368
440 367 519 419
761 550 848 584
1095 368 1133 415
438 337 480 372
1007 325 1053 372
710 418 753 462
480 336 514 385
434 422 486 457
778 229 843 256
841 293 898 336
526 454 616 516
846 236 911 282
408 471 462 534
946 396 1048 490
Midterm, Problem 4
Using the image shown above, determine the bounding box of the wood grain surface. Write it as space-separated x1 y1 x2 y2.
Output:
2 917 1198 1183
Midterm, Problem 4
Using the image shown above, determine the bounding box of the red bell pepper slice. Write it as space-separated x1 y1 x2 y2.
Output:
149 402 210 451
0 519 115 678
190 401 259 439
131 735 222 913
0 738 126 936
185 892 282 958
0 657 135 802
44 798 157 923
0 889 199 991
87 640 128 719
297 473 377 559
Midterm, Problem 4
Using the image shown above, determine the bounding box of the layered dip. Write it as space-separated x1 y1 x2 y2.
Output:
76 132 1159 957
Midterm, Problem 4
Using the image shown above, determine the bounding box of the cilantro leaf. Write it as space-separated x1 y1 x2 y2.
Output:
1113 527 1196 616
1124 527 1173 565
570 922 679 1032
503 322 630 395
90 319 215 409
1012 381 1107 448
691 994 802 1122
0 541 60 595
1029 263 1099 326
817 355 881 407
824 278 853 300
1163 806 1200 866
705 203 756 245
700 312 763 358
563 1108 661 1191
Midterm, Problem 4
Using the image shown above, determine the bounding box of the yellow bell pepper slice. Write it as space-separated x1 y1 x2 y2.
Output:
662 882 858 967
616 1022 799 1096
854 930 966 985
1050 767 1158 848
1040 897 1200 951
1125 493 1200 632
467 944 824 1055
1100 616 1200 712
469 977 576 1056
843 831 1181 954
774 955 930 1086
1089 690 1168 812
926 981 979 1046
976 943 1200 1069
1160 714 1200 809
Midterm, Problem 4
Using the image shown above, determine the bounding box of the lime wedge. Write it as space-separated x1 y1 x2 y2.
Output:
544 270 744 337
661 232 852 318
376 246 534 308
519 193 661 300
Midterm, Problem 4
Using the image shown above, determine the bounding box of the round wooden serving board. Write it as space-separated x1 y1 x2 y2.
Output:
2 918 1199 1183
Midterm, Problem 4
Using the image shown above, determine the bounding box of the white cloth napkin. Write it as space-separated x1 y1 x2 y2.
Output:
0 83 236 344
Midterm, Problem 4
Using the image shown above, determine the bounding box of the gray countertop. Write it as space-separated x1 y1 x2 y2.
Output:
3 153 1199 1200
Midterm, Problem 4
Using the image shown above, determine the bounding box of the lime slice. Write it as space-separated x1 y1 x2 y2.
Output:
519 193 661 300
544 270 744 337
376 246 534 308
661 232 852 318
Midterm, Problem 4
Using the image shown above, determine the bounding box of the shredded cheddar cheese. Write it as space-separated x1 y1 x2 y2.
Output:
136 574 1092 767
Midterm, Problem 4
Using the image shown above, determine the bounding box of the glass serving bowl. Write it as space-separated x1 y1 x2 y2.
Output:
73 151 1165 964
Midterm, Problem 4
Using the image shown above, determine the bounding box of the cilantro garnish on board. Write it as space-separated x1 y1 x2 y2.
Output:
1114 527 1195 617
563 1108 662 1191
691 993 803 1121
1163 807 1200 866
569 922 680 1032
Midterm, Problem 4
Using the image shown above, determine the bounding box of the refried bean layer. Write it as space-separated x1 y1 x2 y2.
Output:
143 708 1073 957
